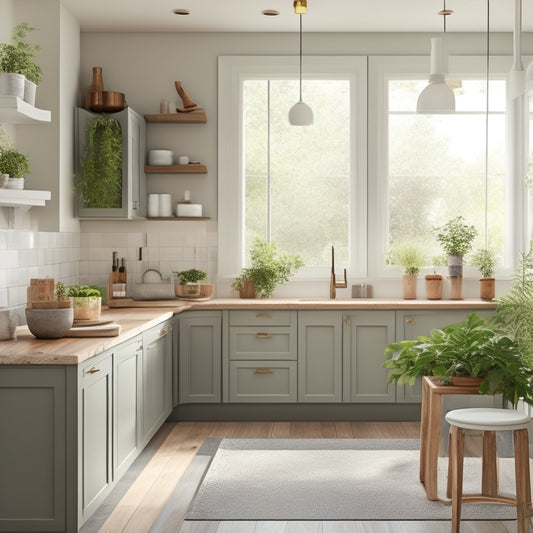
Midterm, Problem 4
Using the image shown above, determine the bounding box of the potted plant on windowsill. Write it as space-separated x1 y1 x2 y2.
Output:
386 240 426 300
0 148 31 190
174 269 214 299
471 248 497 301
232 238 304 299
68 285 102 321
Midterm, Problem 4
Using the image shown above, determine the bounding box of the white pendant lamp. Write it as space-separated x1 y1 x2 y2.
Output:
417 3 455 114
289 0 313 126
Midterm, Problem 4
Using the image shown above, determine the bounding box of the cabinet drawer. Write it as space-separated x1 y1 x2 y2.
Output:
229 326 297 360
229 361 297 402
229 310 294 327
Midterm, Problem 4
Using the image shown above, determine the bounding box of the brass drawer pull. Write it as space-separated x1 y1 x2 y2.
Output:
256 313 272 318
405 316 415 325
86 367 100 375
256 333 270 338
255 368 273 374
159 327 170 337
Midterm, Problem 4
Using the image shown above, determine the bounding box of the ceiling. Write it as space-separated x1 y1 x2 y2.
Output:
60 0 531 34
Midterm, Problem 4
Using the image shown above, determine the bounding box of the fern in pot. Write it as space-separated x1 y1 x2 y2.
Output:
0 148 31 190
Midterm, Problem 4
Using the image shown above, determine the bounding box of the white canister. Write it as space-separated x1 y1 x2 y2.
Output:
159 194 172 217
147 193 160 217
178 155 189 165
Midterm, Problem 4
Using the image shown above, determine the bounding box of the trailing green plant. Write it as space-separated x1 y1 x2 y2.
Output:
232 238 304 298
434 216 477 257
176 269 207 285
0 148 31 178
0 22 43 84
383 313 533 406
386 240 426 276
471 248 497 278
75 114 122 208
67 285 101 297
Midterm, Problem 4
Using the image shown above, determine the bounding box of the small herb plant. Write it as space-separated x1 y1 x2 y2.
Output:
471 248 497 278
54 282 68 301
434 216 477 257
0 22 43 84
0 149 31 178
232 238 304 298
386 241 426 276
75 114 123 209
176 269 207 285
67 285 101 297
383 313 533 406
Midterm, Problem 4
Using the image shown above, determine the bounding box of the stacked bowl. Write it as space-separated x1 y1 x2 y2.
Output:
148 150 174 166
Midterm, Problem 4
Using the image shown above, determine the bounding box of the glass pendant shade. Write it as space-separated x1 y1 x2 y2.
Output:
289 99 313 126
417 37 455 114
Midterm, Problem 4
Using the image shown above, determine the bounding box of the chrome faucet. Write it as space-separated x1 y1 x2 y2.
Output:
330 246 347 299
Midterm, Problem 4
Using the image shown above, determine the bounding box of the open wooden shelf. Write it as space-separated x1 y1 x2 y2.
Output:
147 216 211 221
144 112 207 124
145 164 207 174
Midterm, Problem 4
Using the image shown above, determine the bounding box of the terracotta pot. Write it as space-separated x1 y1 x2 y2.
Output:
448 276 463 300
425 275 442 300
402 275 417 300
479 277 495 301
239 279 256 299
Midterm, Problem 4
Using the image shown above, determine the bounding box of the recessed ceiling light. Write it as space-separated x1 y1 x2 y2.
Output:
172 8 190 15
262 9 280 16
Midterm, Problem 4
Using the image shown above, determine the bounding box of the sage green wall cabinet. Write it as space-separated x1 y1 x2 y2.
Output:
78 351 113 524
343 311 396 403
179 311 222 404
75 106 146 219
298 311 343 403
0 367 69 533
142 321 173 442
113 335 143 480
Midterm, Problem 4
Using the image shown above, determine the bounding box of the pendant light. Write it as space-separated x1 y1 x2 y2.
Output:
288 0 313 126
417 2 455 114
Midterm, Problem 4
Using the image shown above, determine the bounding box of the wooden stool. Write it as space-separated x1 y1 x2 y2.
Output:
445 408 532 533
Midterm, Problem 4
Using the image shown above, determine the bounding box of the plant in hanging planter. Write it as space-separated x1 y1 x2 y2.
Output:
383 312 533 407
0 148 31 189
386 240 426 300
75 114 123 209
232 238 304 298
471 248 497 300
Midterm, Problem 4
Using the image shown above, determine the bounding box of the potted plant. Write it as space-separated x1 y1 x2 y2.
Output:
386 240 426 299
174 269 214 299
232 238 304 298
75 114 123 209
0 22 43 105
383 312 533 407
425 255 446 300
471 248 497 301
434 216 477 299
0 148 31 189
68 285 102 321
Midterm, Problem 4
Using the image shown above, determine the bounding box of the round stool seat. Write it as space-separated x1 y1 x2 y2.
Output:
445 408 531 432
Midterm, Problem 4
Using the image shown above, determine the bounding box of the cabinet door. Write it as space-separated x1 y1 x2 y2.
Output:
298 311 343 403
79 353 113 522
113 335 143 479
142 321 173 444
343 311 396 403
179 312 222 404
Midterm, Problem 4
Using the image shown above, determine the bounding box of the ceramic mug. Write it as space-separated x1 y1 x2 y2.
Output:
178 155 189 165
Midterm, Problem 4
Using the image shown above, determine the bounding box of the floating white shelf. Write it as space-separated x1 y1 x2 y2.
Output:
0 189 51 207
0 96 51 124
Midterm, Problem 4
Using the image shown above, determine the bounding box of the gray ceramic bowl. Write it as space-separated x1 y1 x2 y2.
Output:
25 307 74 339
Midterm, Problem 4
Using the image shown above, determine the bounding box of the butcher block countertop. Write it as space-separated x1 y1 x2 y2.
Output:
0 308 187 366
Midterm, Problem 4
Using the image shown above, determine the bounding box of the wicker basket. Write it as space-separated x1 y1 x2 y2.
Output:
174 283 214 300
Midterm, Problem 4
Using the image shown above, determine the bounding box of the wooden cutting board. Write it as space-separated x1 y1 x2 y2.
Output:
66 324 121 337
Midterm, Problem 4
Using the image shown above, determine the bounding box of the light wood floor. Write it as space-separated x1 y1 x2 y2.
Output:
82 421 522 533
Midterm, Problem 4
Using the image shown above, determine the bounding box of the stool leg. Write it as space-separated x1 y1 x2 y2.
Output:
513 428 532 533
481 431 498 497
450 425 465 533
447 431 453 499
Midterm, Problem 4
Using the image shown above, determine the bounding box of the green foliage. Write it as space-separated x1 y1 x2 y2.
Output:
176 269 207 285
67 285 101 297
0 149 31 178
492 246 533 365
233 238 304 298
0 126 13 152
75 115 122 208
471 248 497 278
386 240 426 276
434 216 477 257
383 313 533 406
0 22 43 84
54 282 67 301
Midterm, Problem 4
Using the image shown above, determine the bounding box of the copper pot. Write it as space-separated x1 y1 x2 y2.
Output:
89 91 125 113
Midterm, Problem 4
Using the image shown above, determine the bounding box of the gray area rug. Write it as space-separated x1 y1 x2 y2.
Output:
185 438 521 521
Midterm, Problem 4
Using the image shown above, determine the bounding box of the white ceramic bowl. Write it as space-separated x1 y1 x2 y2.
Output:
148 150 173 165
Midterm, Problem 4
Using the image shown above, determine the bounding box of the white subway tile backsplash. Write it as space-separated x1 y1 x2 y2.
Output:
182 247 195 262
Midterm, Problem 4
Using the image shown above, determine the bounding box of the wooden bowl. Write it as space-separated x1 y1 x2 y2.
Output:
89 91 125 113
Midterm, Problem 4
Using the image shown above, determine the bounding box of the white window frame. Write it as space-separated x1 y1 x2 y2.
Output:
368 55 515 279
218 55 368 287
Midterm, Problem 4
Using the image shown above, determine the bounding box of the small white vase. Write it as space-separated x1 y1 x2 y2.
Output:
5 177 24 190
0 73 25 99
23 78 37 106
